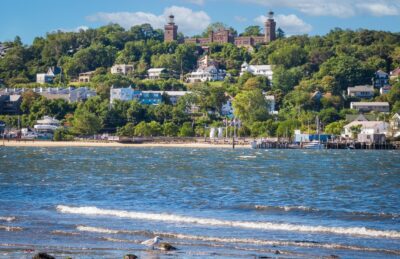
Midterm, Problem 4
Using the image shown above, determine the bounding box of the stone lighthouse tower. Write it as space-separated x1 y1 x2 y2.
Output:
264 11 276 43
164 14 178 42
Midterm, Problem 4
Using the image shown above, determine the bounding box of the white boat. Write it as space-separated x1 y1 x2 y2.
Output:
302 140 325 149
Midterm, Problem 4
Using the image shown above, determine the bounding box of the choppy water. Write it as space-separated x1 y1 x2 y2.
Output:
0 147 399 258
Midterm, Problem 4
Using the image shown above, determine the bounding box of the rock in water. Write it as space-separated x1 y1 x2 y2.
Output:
123 254 138 259
159 242 177 251
32 253 55 259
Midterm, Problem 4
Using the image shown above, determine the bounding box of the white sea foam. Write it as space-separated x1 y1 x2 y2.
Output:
0 225 22 232
0 217 16 222
57 205 400 239
77 225 120 234
76 225 400 255
238 156 257 159
254 205 317 212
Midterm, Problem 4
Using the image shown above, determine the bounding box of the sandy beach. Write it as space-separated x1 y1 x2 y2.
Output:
1 140 249 149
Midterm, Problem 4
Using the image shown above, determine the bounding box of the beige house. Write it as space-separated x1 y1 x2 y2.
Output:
78 71 95 83
111 64 134 76
350 102 390 113
347 85 374 98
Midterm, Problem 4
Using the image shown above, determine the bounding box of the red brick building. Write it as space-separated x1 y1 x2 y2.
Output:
165 11 277 47
164 15 178 42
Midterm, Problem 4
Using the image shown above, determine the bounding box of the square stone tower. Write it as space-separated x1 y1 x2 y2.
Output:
164 15 178 42
265 11 276 43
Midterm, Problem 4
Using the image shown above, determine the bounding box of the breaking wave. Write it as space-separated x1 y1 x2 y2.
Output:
251 205 399 219
0 225 23 232
76 225 400 255
0 216 16 222
57 205 400 238
254 205 317 212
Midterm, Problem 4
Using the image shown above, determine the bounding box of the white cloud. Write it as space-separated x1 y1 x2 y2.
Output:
255 14 312 35
240 0 400 18
356 3 399 16
56 25 89 33
87 6 211 35
182 0 205 5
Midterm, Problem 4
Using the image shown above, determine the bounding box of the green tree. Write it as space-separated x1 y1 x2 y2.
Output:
276 28 285 39
241 26 262 36
232 89 269 124
325 120 346 135
72 110 102 135
163 122 179 136
268 44 307 68
116 122 136 137
179 121 195 137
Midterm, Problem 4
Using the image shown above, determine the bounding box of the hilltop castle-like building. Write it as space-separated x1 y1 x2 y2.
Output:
164 11 277 47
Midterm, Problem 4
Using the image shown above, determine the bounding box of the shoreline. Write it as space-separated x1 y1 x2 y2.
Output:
0 140 249 149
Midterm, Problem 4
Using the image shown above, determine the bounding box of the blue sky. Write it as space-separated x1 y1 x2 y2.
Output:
1 0 399 44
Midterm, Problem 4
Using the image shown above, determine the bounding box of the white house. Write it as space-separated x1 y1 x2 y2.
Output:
350 102 390 113
186 65 226 83
111 64 134 76
347 85 374 98
342 120 389 138
110 87 140 103
36 67 61 84
34 116 61 133
240 62 273 81
148 68 167 80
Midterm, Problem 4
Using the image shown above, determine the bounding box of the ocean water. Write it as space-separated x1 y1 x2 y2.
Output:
0 147 399 258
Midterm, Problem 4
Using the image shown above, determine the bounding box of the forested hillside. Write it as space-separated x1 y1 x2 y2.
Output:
0 23 399 138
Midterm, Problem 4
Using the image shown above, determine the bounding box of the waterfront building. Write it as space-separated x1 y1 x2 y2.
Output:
36 67 61 84
111 64 134 76
0 94 22 115
294 130 332 143
347 85 374 98
34 116 61 134
240 62 273 81
342 121 389 140
78 71 95 83
350 102 390 113
372 70 390 88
